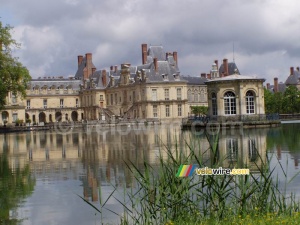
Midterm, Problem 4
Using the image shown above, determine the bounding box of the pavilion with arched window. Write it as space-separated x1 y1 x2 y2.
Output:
205 74 265 122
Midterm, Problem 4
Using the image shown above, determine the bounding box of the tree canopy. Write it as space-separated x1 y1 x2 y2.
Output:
0 21 31 109
264 86 300 114
190 106 208 116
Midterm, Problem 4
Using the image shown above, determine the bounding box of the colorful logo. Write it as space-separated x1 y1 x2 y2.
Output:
176 164 197 177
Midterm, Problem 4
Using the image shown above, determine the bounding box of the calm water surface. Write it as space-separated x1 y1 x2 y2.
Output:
0 123 300 225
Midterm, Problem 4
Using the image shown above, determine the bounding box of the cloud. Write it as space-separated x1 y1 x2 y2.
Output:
2 0 300 83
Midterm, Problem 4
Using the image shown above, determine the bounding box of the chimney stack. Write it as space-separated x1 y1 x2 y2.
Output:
214 60 218 70
266 83 270 90
200 73 206 78
223 58 229 76
207 74 211 79
102 70 107 86
297 67 300 72
114 65 118 73
110 66 113 71
78 55 83 68
290 67 294 76
142 43 147 64
173 51 178 65
153 58 158 73
274 77 279 93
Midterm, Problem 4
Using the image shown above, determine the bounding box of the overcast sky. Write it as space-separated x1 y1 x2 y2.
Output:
1 0 300 84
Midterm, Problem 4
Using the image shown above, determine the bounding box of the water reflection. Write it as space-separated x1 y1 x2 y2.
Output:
0 124 299 224
0 134 35 224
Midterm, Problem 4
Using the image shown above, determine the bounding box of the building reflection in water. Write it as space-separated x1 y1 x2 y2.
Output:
0 125 273 203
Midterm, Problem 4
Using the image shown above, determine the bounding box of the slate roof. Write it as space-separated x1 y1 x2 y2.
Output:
219 62 240 75
29 79 82 90
205 74 265 83
181 76 207 85
268 83 286 93
90 70 110 89
147 45 165 62
285 70 300 85
74 56 96 79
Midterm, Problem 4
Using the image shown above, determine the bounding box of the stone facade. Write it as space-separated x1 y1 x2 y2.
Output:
25 78 82 124
206 74 265 122
0 44 267 125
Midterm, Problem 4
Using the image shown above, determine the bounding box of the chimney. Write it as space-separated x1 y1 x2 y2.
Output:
214 60 218 70
297 67 300 72
102 70 107 86
207 74 211 79
110 66 113 71
223 58 229 76
274 77 279 93
114 65 118 73
86 53 92 63
201 73 206 78
78 55 83 68
266 83 270 90
290 67 294 76
173 51 178 65
153 58 158 73
92 67 96 74
142 43 147 64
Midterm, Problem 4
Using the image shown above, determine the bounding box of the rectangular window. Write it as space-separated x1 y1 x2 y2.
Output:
26 100 31 109
194 93 198 102
43 99 47 109
100 95 104 101
248 139 257 162
115 93 117 104
133 91 136 102
177 88 182 100
212 94 218 116
76 99 79 107
111 94 113 105
153 105 158 118
60 99 64 108
178 104 182 117
152 89 157 101
12 113 18 122
12 94 17 104
246 98 255 114
227 138 238 162
164 89 169 100
166 105 170 117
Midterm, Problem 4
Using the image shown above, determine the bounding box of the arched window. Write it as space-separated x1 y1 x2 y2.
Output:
224 91 236 115
212 92 218 116
246 91 255 114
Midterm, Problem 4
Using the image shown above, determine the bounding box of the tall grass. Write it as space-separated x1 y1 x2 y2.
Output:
80 130 300 224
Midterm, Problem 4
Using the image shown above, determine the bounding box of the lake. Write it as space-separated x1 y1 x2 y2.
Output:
0 123 300 225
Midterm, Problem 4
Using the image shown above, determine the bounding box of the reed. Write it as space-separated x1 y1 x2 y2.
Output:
80 130 300 224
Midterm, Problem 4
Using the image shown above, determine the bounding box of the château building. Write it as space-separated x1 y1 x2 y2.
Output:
0 43 267 125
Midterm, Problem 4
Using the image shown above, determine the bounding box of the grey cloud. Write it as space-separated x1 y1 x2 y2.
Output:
2 0 300 84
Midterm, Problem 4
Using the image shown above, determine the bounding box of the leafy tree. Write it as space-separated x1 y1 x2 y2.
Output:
264 88 275 113
0 21 31 109
190 106 208 116
282 86 300 113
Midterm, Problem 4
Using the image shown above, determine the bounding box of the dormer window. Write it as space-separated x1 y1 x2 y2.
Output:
162 74 168 81
173 72 180 81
